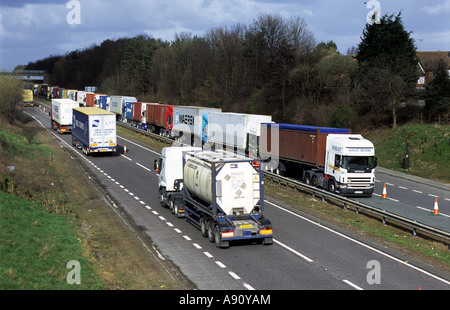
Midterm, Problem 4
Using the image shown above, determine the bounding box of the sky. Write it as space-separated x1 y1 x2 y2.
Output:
0 0 449 71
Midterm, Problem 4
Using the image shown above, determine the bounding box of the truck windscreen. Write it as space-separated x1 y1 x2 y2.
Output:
342 156 377 172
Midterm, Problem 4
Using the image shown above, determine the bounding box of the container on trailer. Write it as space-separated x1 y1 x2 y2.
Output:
172 106 221 146
72 107 117 155
51 99 80 133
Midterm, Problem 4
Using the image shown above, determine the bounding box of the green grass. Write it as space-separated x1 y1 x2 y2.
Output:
365 123 450 183
0 191 105 289
0 127 50 159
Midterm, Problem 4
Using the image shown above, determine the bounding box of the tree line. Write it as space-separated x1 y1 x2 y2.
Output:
25 13 449 130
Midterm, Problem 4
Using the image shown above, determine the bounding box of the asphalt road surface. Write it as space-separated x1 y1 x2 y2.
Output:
25 105 450 290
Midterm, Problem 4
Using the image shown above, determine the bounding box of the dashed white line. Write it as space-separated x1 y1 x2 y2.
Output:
216 261 226 268
243 283 255 290
273 239 313 263
136 162 152 172
183 235 191 241
343 279 364 290
122 155 132 161
229 272 241 280
413 190 423 194
193 243 202 249
204 252 213 258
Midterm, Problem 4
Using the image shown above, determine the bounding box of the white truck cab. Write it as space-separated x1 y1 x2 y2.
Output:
325 134 377 196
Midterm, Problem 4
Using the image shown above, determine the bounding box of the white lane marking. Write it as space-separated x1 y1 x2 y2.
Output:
122 155 132 161
343 279 364 290
136 162 152 172
266 199 450 286
229 271 241 280
273 239 313 263
118 136 160 155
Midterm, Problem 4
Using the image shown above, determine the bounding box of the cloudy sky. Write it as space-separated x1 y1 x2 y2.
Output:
0 0 449 71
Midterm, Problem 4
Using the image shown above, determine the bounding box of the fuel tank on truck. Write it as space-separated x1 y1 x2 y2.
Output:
183 151 261 216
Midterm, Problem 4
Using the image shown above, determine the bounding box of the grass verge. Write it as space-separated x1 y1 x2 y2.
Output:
0 113 193 290
365 123 449 183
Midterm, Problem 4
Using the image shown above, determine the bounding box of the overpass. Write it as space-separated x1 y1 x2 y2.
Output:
1 70 47 83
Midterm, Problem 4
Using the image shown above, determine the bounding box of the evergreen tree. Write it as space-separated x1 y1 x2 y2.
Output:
355 13 419 128
425 59 450 122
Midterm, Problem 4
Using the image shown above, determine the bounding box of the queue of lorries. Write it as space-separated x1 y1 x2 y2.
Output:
27 83 378 248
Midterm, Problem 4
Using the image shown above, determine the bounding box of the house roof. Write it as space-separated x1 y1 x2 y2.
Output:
416 51 450 72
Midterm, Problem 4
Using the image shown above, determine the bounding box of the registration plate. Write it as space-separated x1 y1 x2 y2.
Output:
355 191 363 194
240 224 252 229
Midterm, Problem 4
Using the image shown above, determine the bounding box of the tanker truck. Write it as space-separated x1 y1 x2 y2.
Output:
260 124 377 197
155 146 273 248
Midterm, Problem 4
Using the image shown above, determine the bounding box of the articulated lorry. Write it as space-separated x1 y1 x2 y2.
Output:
51 99 80 133
205 112 272 158
72 107 117 155
260 124 377 196
156 147 273 248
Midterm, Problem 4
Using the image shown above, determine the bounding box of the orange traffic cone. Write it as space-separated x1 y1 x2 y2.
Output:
381 184 388 199
432 197 440 215
124 144 127 154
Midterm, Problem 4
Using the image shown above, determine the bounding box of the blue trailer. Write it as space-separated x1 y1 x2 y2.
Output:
72 107 117 155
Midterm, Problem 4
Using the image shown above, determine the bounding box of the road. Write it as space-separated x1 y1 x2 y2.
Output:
373 169 449 218
26 105 450 290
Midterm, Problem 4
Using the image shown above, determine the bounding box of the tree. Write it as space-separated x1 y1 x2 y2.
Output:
0 77 23 123
355 13 419 128
425 59 450 122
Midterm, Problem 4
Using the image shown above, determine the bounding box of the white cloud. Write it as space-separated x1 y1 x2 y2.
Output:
421 0 450 15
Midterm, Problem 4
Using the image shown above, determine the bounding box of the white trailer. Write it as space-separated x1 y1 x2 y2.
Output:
156 147 273 248
51 99 80 133
206 112 272 157
110 96 137 121
172 106 221 147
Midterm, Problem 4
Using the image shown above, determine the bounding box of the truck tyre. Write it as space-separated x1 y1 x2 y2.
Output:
311 175 318 187
168 196 175 214
207 221 215 243
328 180 336 194
174 199 183 218
200 217 208 237
158 187 167 207
214 225 229 248
263 237 273 245
304 173 311 185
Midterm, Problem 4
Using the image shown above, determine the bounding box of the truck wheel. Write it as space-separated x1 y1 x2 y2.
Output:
158 187 167 207
200 217 208 237
328 180 336 193
311 175 318 187
214 225 229 248
174 199 183 218
207 221 215 243
304 173 311 185
263 237 273 245
168 196 175 213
